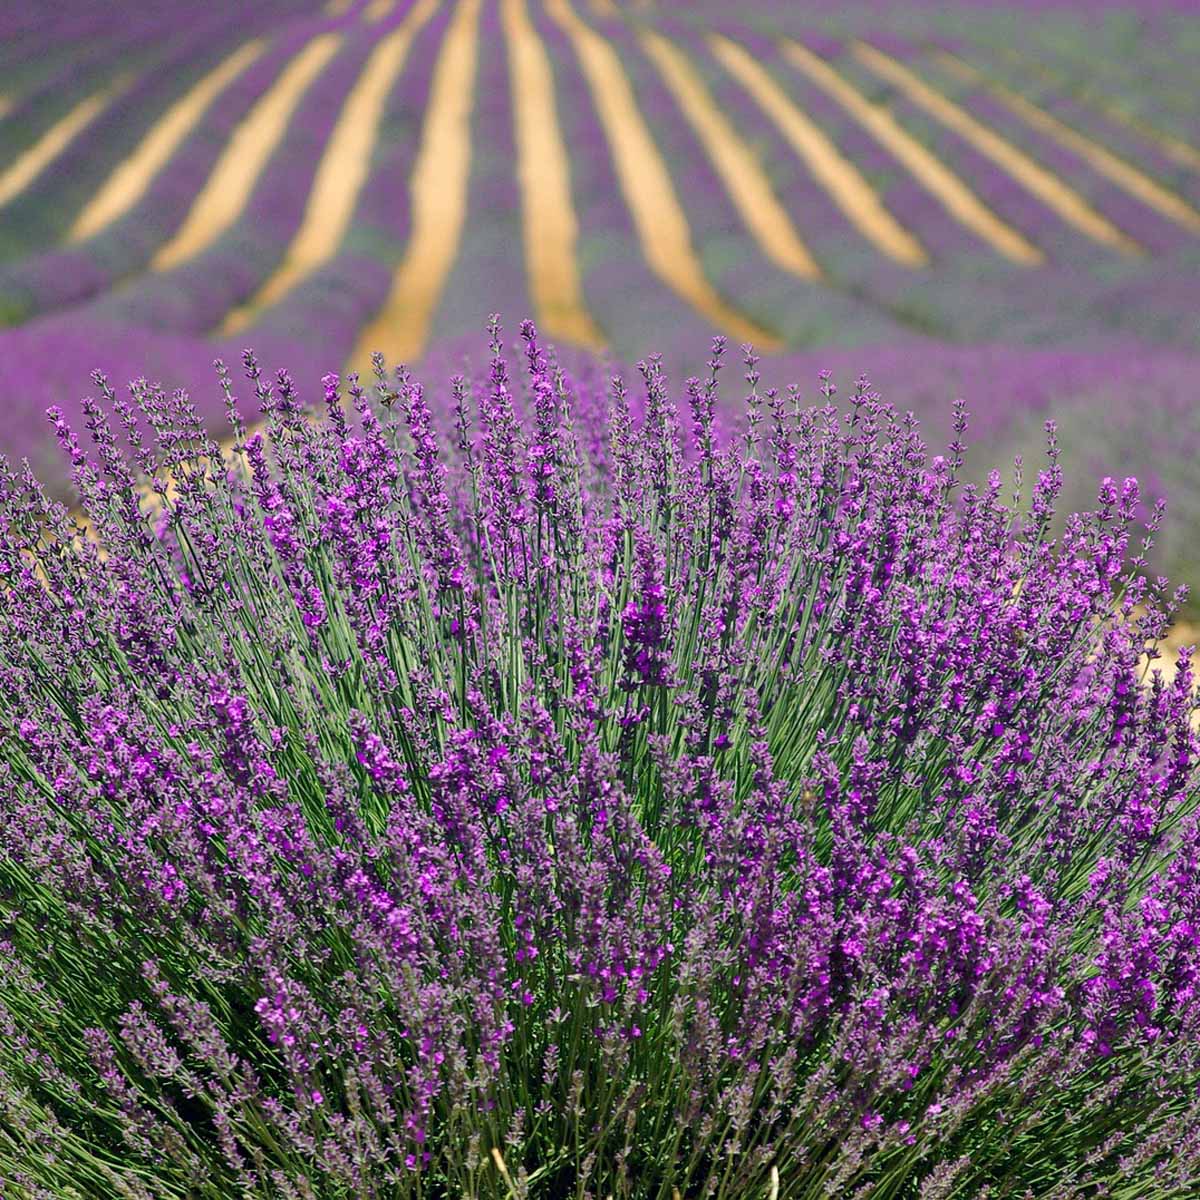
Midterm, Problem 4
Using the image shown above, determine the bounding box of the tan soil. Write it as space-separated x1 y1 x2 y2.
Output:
152 33 343 272
347 0 482 377
219 0 440 337
502 0 607 350
543 0 783 351
934 50 1200 237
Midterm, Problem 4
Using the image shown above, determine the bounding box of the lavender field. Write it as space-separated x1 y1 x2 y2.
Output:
1 0 1199 506
2 1 1200 1197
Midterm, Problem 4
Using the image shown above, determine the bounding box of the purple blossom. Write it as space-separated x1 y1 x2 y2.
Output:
1 325 1199 1196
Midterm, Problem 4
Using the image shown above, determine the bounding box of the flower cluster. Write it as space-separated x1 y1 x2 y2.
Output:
1 323 1199 1198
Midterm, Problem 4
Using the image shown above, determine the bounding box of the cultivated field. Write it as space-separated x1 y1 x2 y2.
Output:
2 1 1198 497
4 4 1200 1197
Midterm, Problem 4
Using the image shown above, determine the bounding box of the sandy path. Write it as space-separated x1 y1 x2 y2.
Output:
711 35 928 269
852 41 1142 257
933 51 1200 237
543 0 782 351
780 38 1043 266
348 0 481 375
151 33 343 273
501 0 606 350
0 74 132 209
639 30 822 280
219 0 441 337
69 40 267 243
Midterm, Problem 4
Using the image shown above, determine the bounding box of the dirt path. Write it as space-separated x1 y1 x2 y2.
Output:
852 41 1142 256
780 38 1042 265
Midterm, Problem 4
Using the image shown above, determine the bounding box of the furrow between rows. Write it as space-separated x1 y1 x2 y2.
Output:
543 0 781 351
852 40 1143 256
0 75 134 210
69 39 269 244
348 0 483 375
219 0 442 337
151 33 346 273
502 0 606 351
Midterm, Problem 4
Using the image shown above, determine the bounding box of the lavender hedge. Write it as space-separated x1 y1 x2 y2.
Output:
2 322 1199 1197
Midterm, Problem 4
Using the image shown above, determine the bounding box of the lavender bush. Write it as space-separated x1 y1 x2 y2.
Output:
2 321 1200 1198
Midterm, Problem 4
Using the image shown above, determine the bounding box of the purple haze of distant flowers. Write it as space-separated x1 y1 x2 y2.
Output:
2 324 1199 1197
0 316 250 484
0 0 226 50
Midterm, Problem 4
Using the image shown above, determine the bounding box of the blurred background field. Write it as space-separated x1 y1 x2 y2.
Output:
0 0 1197 590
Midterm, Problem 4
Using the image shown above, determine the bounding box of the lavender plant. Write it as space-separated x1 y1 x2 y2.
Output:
2 320 1199 1199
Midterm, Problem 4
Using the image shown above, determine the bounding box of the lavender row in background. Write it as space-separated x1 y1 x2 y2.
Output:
0 9 291 271
0 1 358 322
926 38 1200 208
597 12 919 348
428 0 536 352
241 4 455 367
907 48 1197 258
529 0 719 363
